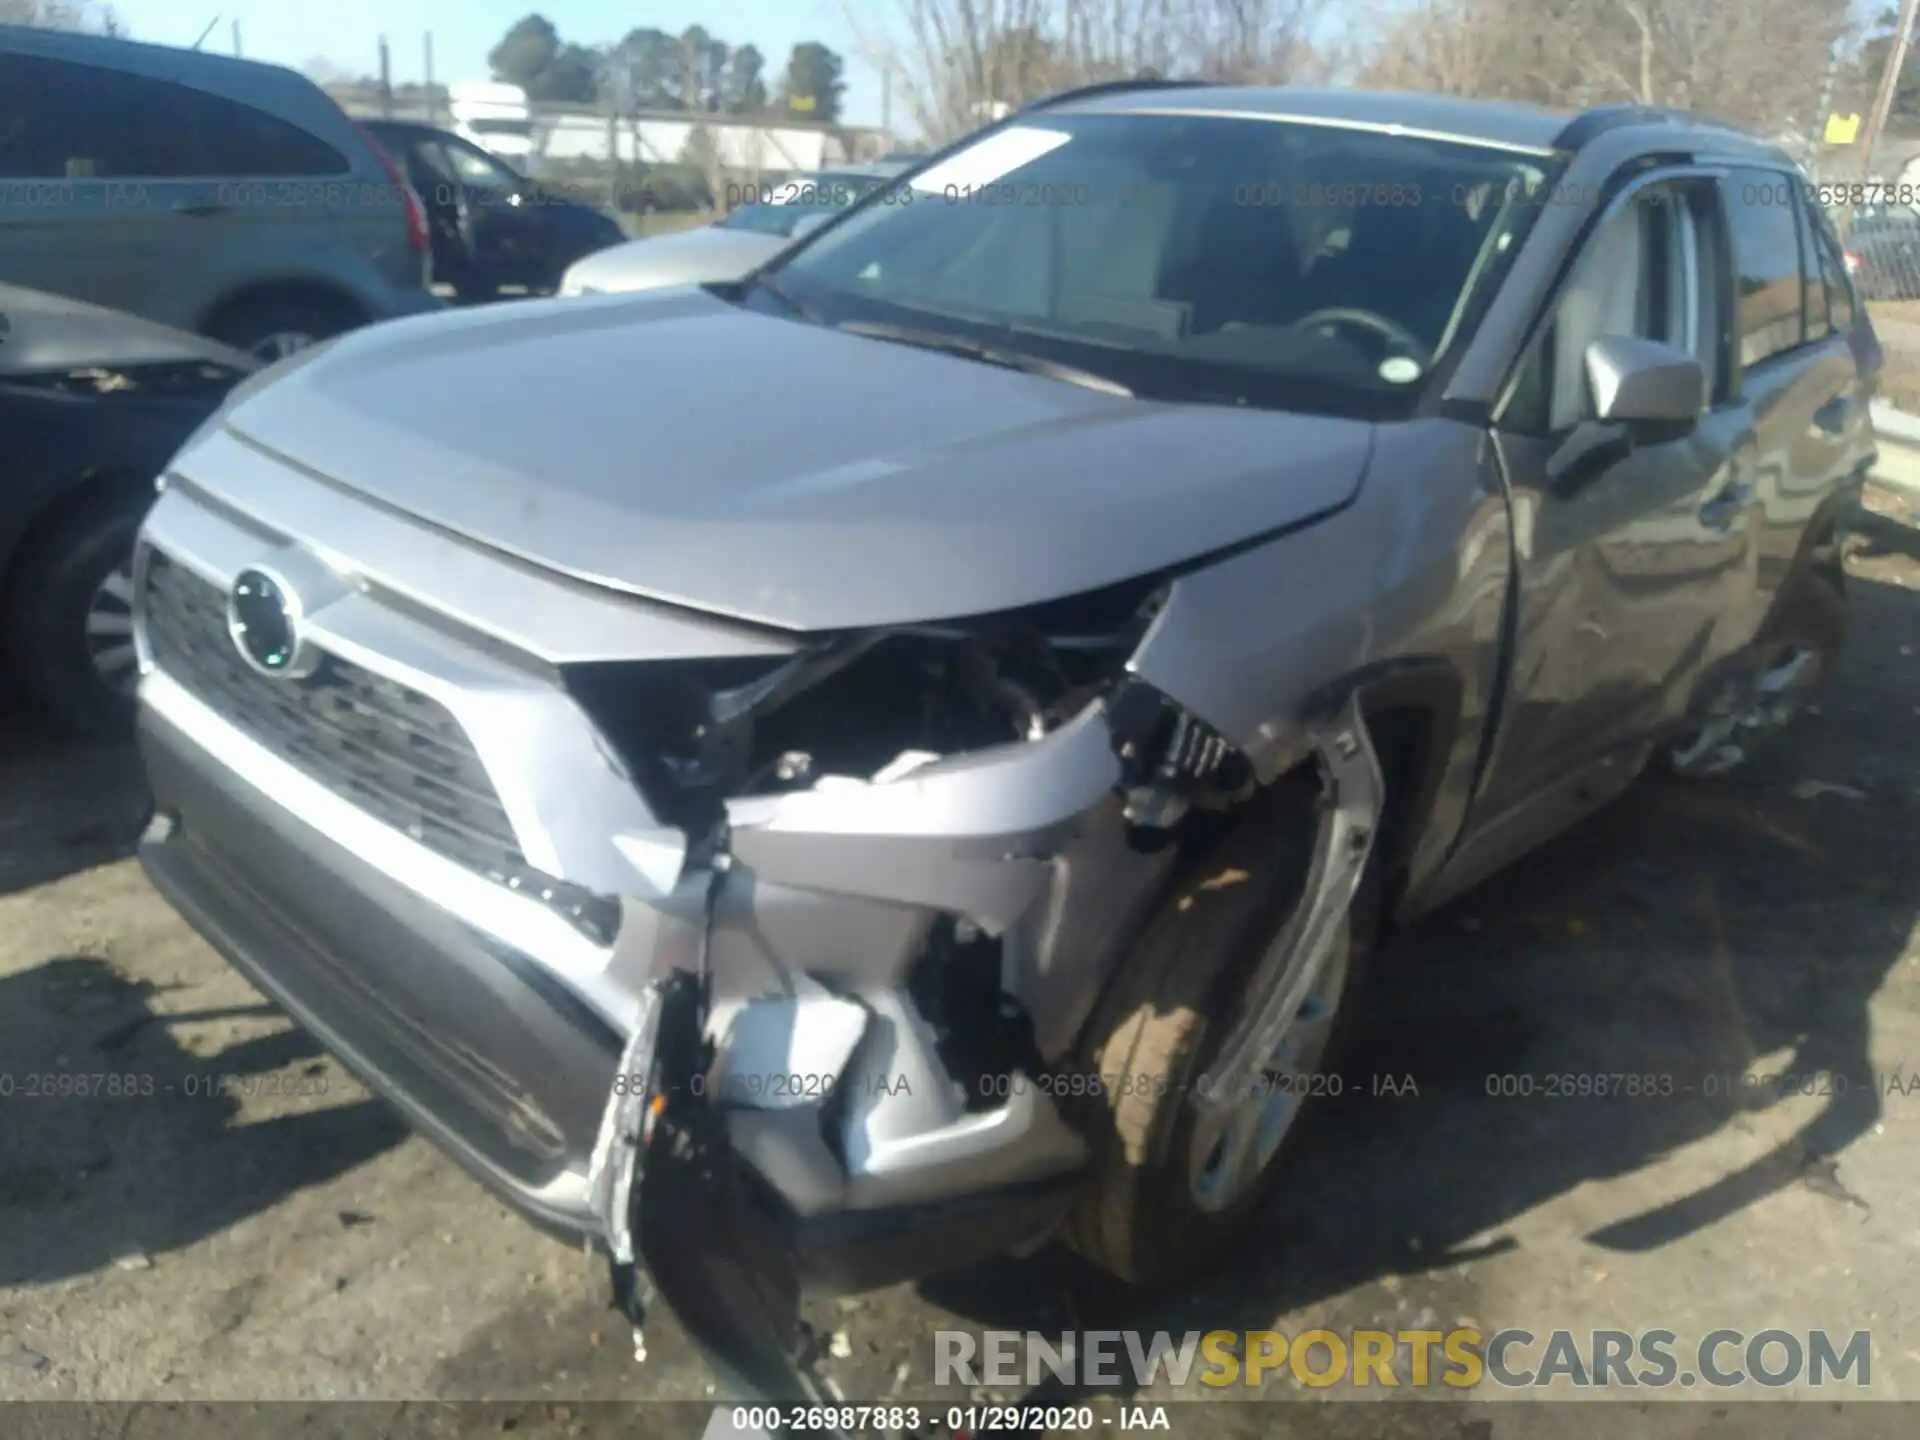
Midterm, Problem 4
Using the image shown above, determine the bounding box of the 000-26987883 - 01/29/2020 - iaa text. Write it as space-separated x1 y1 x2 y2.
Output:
606 1066 1422 1109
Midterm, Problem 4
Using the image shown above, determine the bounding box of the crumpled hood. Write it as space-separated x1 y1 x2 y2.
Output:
221 287 1376 631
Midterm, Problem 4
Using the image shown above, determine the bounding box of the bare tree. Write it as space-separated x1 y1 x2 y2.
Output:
1356 0 1528 98
1359 0 1851 131
0 0 120 29
680 29 731 212
850 0 1333 144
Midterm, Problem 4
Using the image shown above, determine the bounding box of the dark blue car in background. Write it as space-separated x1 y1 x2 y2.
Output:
362 119 626 301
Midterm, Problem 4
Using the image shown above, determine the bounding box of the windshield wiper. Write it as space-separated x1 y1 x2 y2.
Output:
751 271 821 323
835 320 1134 397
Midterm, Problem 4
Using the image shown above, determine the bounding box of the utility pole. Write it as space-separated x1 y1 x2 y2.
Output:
378 34 394 118
882 71 892 151
1849 0 1920 239
424 33 436 124
230 19 241 56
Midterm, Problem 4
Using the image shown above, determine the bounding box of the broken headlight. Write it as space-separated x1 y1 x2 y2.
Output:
562 577 1167 833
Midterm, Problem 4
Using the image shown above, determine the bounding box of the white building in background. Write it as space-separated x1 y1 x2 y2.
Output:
332 84 887 178
539 114 844 172
447 80 538 168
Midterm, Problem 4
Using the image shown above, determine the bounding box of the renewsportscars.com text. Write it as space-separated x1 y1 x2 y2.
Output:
934 1328 1872 1390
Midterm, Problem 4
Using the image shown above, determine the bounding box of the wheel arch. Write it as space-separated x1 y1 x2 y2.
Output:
196 276 371 341
1129 657 1466 921
1345 662 1468 915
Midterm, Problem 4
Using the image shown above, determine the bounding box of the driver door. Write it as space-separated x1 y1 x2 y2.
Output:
1474 173 1759 827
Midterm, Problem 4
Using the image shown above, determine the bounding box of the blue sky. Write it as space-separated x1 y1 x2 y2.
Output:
108 0 889 125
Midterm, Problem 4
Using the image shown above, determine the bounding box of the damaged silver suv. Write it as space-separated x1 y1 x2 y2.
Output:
132 81 1872 1409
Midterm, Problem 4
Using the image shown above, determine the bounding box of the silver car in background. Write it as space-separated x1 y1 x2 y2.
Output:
0 25 440 360
557 162 906 296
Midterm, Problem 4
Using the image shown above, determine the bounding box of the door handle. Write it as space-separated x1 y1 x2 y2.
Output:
170 201 231 218
1812 395 1851 435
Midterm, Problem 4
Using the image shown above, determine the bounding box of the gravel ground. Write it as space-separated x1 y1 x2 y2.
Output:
2 516 1918 1436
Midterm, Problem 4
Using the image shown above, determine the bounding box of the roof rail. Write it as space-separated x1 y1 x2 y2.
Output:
1018 75 1215 114
1552 102 1745 151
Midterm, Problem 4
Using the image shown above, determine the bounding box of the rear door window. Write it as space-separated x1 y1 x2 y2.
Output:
0 53 346 179
1808 205 1857 331
1793 190 1831 341
1724 171 1808 366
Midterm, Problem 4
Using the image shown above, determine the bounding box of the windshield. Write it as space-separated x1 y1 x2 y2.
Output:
759 114 1557 417
719 173 889 238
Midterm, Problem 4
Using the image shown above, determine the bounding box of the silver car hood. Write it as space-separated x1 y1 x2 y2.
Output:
220 287 1376 632
562 226 787 294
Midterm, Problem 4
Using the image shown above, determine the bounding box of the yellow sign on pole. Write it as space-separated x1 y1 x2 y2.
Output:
1826 112 1862 145
790 94 816 112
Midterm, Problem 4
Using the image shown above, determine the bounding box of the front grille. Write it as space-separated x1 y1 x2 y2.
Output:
140 551 528 881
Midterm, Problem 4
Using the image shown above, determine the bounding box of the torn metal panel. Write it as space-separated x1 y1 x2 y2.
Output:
836 989 1088 1208
723 701 1122 933
708 992 871 1110
1127 419 1504 797
702 869 932 1002
1126 529 1376 780
1004 795 1183 1061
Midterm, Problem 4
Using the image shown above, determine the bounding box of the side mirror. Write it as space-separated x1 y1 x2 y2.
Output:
1585 335 1704 433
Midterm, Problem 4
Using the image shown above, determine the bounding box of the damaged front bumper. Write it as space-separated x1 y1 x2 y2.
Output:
131 452 1372 1424
132 548 1162 1419
135 667 1121 1378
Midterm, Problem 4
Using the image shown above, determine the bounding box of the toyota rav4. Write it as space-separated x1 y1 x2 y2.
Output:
130 82 1874 1413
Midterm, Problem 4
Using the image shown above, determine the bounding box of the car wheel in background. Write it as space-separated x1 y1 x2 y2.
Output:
206 293 362 363
8 491 151 739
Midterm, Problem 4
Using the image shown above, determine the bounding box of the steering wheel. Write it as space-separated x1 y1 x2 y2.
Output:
1290 307 1432 367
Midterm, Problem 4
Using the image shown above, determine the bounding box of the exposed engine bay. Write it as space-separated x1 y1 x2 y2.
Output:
563 576 1256 850
567 574 1381 1434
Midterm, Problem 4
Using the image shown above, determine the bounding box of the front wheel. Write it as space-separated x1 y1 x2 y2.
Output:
1063 780 1376 1287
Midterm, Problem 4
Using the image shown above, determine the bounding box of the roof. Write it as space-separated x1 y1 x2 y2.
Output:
1048 84 1788 162
0 20 301 85
1056 86 1577 153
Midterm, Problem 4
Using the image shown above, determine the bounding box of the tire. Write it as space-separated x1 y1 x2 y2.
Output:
8 491 151 739
1062 775 1379 1287
205 292 362 363
1662 555 1845 779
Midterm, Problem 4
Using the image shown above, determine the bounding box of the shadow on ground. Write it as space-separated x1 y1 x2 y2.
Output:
0 694 409 1288
0 948 411 1287
0 683 149 895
